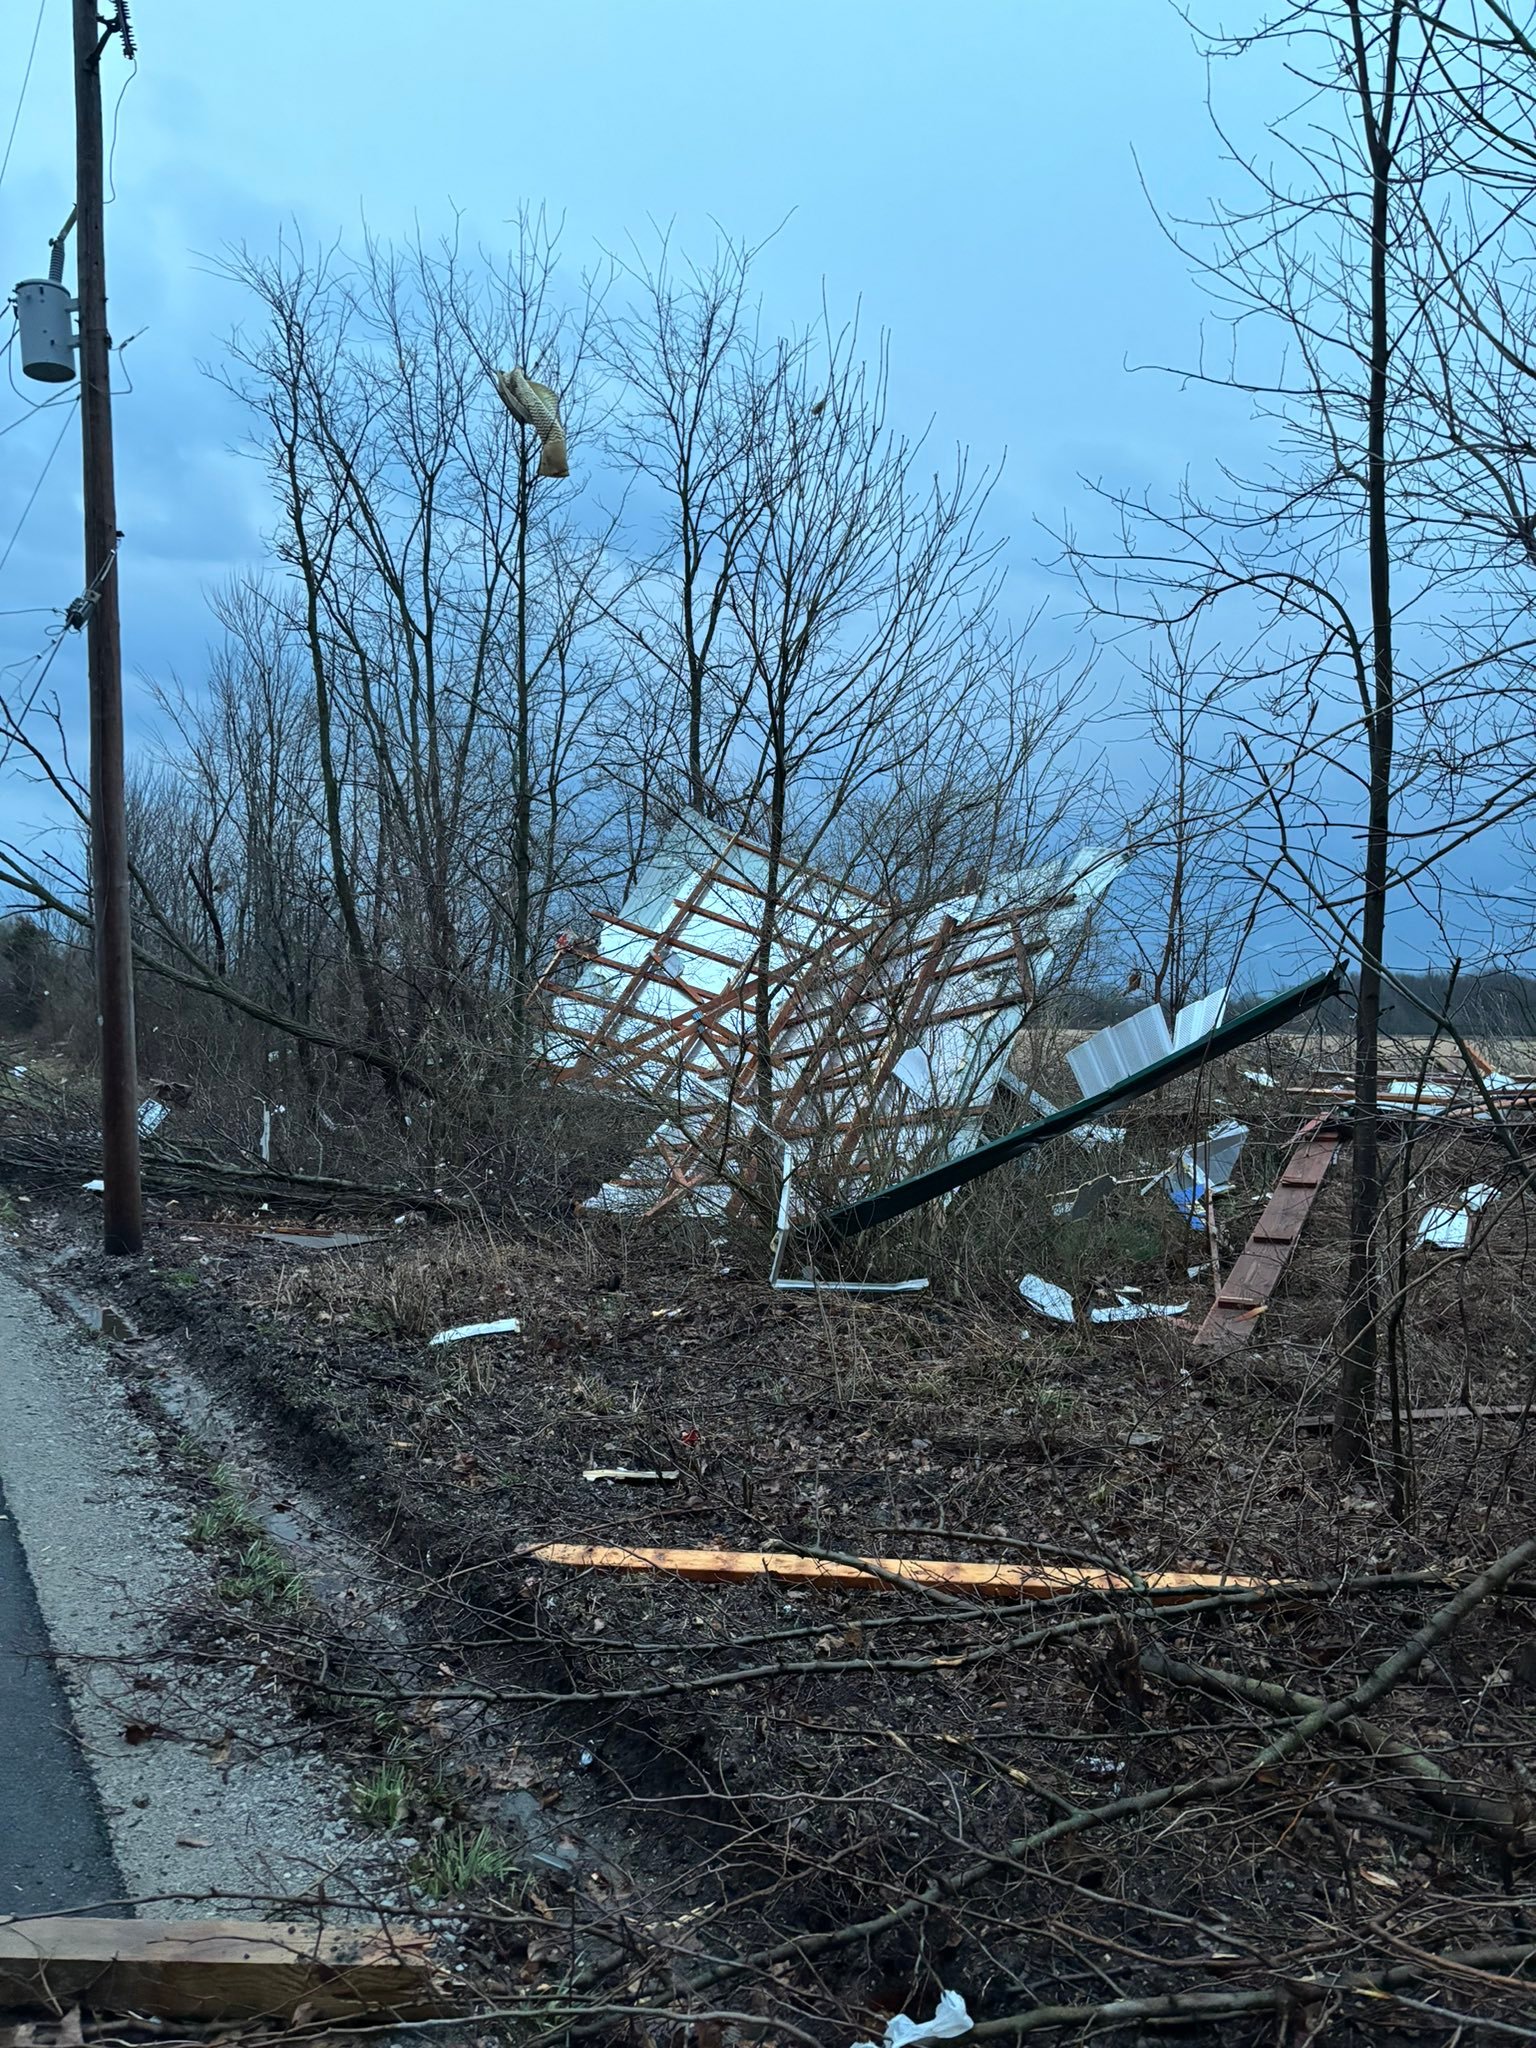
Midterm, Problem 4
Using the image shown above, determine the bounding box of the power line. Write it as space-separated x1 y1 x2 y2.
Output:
0 397 75 583
0 0 49 195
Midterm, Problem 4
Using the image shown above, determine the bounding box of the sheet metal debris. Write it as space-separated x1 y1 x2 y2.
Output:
1019 1273 1075 1322
583 1467 681 1484
537 810 1124 1218
822 969 1345 1239
1090 1296 1190 1324
428 1316 522 1346
1158 1118 1249 1227
1066 987 1229 1098
1415 1182 1497 1250
1051 1172 1116 1220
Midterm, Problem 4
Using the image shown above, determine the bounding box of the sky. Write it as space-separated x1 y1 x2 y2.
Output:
0 0 1406 980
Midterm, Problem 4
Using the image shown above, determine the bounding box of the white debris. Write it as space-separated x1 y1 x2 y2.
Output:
10 1065 27 1077
82 1178 104 1192
1187 1263 1210 1279
137 1098 170 1135
1067 1002 1175 1097
1243 1068 1276 1088
1018 1274 1075 1323
1089 1297 1190 1324
428 1315 523 1346
1415 1183 1498 1251
1157 1119 1249 1227
853 1989 973 2048
892 1046 935 1100
1172 986 1228 1048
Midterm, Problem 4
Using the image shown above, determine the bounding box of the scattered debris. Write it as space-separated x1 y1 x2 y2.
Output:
137 1098 170 1136
1243 1067 1277 1088
822 969 1344 1238
257 1229 381 1251
427 1315 522 1347
770 1147 928 1294
1018 1273 1075 1323
1051 1172 1116 1220
1089 1297 1190 1324
1297 1402 1533 1430
1416 1182 1498 1250
1157 1118 1249 1227
582 1467 681 1485
530 1541 1268 1599
82 1177 104 1192
853 1988 973 2048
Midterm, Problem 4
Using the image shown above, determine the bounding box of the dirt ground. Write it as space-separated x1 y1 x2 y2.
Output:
5 1062 1536 2044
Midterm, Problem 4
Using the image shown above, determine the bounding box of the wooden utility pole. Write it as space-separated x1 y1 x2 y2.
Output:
73 0 142 1254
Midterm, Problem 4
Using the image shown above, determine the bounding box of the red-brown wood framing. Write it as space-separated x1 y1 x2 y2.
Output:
533 826 1091 1210
1192 1130 1344 1350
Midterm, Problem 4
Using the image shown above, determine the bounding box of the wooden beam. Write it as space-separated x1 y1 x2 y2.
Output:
531 1542 1268 1600
0 1918 443 2022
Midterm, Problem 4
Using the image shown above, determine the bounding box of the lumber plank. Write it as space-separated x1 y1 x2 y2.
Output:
530 1542 1267 1599
1194 1132 1342 1351
0 1918 443 2022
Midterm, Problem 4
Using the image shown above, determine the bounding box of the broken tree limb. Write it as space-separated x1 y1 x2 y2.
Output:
0 853 432 1095
0 1917 445 2022
530 1542 1269 1601
676 1533 1536 2001
1139 1644 1528 1849
0 1126 467 1217
959 1940 1536 2039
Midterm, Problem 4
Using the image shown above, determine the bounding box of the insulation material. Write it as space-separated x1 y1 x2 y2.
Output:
538 812 1123 1217
493 366 569 478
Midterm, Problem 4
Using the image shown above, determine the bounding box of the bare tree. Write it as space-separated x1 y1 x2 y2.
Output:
1066 0 1536 1468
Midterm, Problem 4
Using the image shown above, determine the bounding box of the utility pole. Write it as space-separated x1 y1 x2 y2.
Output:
74 0 141 1254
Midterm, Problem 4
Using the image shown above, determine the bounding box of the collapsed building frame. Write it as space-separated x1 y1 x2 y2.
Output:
535 812 1126 1217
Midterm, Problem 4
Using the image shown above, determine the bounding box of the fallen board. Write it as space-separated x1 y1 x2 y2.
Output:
1192 1131 1343 1350
0 1919 442 2021
531 1543 1268 1599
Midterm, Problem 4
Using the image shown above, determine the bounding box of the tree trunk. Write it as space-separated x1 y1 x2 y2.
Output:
1333 2 1401 1471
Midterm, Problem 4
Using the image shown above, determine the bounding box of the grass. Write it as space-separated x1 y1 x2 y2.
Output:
412 1824 521 1899
189 1463 262 1549
352 1761 411 1831
218 1538 306 1614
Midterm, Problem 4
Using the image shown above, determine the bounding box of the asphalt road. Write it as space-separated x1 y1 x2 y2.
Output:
0 1466 124 1914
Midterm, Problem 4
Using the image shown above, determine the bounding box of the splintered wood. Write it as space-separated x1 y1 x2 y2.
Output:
531 1542 1269 1600
1193 1131 1342 1349
0 1918 443 2021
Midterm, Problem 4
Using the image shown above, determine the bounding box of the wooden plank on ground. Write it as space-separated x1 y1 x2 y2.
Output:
0 1918 443 2022
1193 1132 1343 1351
531 1543 1268 1600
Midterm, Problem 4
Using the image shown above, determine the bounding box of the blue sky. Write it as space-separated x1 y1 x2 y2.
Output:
1 1 1370 976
